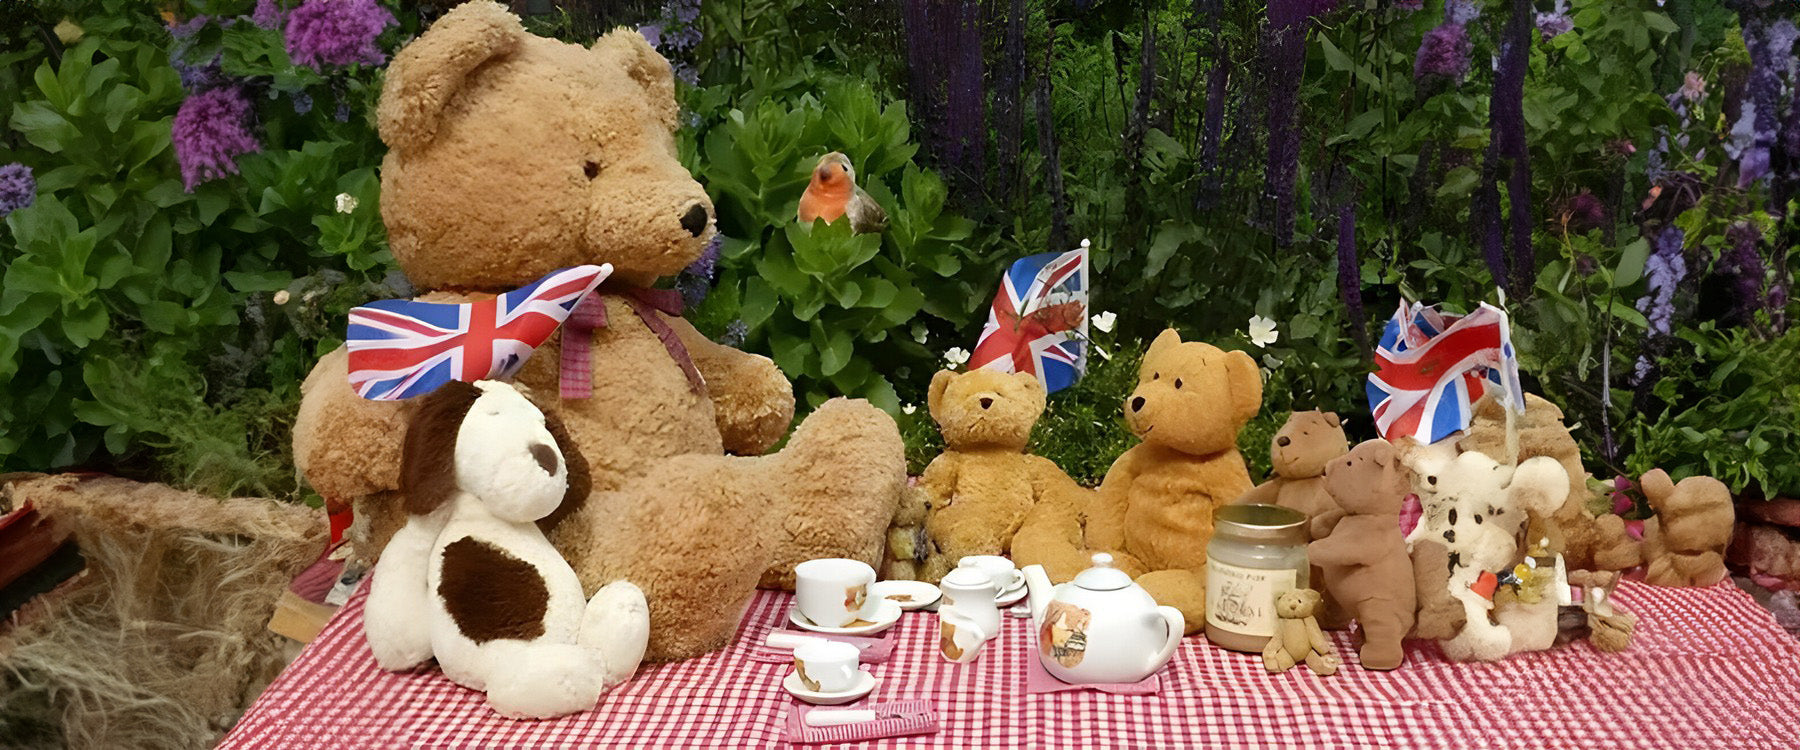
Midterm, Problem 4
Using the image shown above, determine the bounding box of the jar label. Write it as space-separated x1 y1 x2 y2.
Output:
1206 557 1296 638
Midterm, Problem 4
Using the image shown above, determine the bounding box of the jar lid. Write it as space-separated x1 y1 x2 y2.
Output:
1072 553 1134 591
1214 504 1308 544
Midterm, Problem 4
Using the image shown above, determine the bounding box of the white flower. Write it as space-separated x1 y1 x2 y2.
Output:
912 325 929 344
901 403 917 415
1248 315 1279 348
273 290 291 305
334 193 358 214
1091 310 1117 333
943 347 970 367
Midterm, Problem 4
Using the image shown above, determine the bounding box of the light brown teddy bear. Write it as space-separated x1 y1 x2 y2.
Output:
291 2 905 662
1308 440 1415 670
1013 328 1262 634
1262 589 1339 676
1238 411 1350 540
904 369 1084 582
1640 469 1735 587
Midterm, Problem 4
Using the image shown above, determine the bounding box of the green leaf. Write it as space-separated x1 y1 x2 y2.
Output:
1319 35 1352 72
1612 238 1649 288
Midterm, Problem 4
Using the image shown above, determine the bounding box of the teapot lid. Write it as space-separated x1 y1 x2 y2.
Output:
1071 553 1133 591
942 564 991 588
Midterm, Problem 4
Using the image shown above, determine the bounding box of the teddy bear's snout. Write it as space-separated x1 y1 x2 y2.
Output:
1130 396 1146 413
680 204 710 237
978 397 994 410
529 442 560 475
1277 435 1292 447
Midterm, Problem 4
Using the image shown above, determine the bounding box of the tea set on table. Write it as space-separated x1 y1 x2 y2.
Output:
773 551 1186 707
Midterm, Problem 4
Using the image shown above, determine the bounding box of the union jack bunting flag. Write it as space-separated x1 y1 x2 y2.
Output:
968 241 1090 394
346 264 612 400
1365 299 1524 444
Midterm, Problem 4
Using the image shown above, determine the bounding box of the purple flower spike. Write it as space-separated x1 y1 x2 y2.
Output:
0 163 36 217
1415 23 1471 83
173 86 262 191
285 0 396 70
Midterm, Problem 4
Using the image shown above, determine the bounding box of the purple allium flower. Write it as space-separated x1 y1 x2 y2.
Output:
1560 192 1608 234
719 319 749 348
285 0 396 70
0 163 35 217
1414 23 1471 82
1717 223 1767 325
173 86 261 191
251 0 286 30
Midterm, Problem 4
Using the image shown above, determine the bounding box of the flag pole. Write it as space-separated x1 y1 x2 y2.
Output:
1497 287 1520 467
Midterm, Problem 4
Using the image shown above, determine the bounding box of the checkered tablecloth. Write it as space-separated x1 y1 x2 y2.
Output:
221 579 1800 749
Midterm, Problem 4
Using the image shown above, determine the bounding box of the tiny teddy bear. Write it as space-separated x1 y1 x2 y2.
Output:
1263 589 1339 676
1308 440 1415 670
1013 328 1262 635
1640 469 1735 587
902 369 1085 582
1238 410 1350 540
364 380 649 719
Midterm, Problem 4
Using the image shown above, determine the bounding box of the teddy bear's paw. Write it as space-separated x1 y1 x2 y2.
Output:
758 398 906 586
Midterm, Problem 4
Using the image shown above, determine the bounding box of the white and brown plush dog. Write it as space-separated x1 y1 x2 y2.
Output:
364 380 649 718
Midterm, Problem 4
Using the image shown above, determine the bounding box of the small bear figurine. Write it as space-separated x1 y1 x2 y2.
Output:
1308 440 1415 670
1262 589 1339 676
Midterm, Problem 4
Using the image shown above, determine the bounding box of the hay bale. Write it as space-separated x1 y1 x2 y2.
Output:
0 475 325 750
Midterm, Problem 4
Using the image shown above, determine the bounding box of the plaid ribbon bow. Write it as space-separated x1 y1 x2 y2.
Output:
560 284 706 399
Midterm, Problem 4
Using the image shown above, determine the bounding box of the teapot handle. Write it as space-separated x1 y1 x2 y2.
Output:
1149 605 1185 670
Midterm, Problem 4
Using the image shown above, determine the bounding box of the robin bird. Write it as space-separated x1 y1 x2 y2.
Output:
797 152 887 234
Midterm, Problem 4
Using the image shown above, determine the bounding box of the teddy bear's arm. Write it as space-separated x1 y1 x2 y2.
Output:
667 317 796 455
1307 529 1376 567
1236 479 1281 505
1084 449 1141 551
919 452 962 505
1012 483 1094 582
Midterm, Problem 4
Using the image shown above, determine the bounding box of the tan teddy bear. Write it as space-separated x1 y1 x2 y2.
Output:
1013 328 1262 634
1308 440 1415 670
1640 469 1735 587
291 2 905 662
1262 589 1339 676
1238 410 1350 539
899 369 1085 582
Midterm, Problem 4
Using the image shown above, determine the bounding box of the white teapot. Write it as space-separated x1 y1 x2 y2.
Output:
1023 554 1184 684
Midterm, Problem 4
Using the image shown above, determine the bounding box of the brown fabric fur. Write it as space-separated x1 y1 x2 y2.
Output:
1308 440 1416 670
438 537 551 643
290 2 905 662
1239 410 1350 540
1640 469 1735 587
1013 329 1262 636
900 369 1086 582
1409 539 1467 639
400 380 482 516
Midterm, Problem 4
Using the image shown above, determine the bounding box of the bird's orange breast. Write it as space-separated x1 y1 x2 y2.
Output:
798 180 851 223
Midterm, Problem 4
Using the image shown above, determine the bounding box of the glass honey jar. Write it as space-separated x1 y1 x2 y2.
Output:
1205 504 1310 653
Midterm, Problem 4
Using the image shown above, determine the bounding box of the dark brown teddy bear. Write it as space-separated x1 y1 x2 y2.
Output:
1308 440 1416 670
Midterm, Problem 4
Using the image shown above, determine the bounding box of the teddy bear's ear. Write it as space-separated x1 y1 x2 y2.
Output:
1223 349 1263 425
377 1 525 153
1323 412 1341 428
927 370 956 422
1145 328 1183 362
593 28 679 131
400 380 484 515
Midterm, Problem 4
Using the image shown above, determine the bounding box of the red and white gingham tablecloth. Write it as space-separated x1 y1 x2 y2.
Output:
221 579 1800 749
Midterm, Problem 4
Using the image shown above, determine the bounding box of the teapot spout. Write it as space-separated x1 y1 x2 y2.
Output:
1021 564 1054 622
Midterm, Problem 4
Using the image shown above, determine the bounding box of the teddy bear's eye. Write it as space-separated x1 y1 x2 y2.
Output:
583 161 601 180
1174 378 1183 389
1152 372 1159 380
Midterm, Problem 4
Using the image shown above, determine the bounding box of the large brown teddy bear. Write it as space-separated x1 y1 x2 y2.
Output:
1013 329 1262 635
1238 410 1349 539
904 369 1084 582
291 2 906 662
1308 440 1415 670
1640 469 1735 587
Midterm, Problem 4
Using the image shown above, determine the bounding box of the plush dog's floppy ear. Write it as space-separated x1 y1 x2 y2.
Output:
377 0 525 152
401 380 483 515
592 29 678 131
534 407 591 535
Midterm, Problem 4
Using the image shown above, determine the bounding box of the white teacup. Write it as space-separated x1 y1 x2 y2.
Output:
792 640 861 693
796 558 877 628
959 555 1021 594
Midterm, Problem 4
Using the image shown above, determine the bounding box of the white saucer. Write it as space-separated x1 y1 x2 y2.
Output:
994 581 1027 607
870 580 941 611
783 669 877 705
788 599 903 636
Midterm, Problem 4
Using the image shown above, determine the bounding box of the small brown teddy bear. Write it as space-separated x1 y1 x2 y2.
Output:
902 369 1084 582
1308 440 1416 670
1013 328 1262 634
1640 469 1735 587
1237 410 1350 540
1263 589 1339 676
290 2 906 663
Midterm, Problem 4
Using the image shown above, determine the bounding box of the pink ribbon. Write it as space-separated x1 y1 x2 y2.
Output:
559 285 705 399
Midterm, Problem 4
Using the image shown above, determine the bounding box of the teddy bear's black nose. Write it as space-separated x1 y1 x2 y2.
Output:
529 443 559 475
1130 396 1145 413
680 203 709 237
979 397 993 410
1277 436 1291 447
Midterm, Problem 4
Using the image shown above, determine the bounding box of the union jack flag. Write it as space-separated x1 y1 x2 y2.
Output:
968 241 1090 394
346 264 612 401
1365 300 1524 444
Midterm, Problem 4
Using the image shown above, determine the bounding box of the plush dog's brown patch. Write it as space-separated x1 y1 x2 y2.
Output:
400 381 482 516
438 536 549 643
